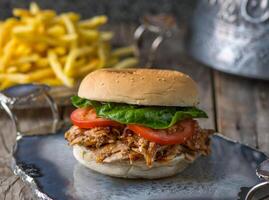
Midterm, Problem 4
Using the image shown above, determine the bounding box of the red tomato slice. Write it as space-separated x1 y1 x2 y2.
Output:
71 108 122 128
127 119 196 145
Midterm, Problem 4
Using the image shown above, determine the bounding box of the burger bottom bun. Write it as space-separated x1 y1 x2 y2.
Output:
73 145 197 179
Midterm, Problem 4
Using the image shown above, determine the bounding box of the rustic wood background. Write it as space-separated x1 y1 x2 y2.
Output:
0 1 269 199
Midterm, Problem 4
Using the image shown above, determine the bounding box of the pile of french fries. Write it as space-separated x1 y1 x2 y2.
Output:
0 3 138 89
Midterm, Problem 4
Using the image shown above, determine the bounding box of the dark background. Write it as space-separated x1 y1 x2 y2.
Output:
0 0 195 23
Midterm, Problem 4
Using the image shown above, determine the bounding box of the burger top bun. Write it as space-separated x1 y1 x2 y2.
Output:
78 68 199 107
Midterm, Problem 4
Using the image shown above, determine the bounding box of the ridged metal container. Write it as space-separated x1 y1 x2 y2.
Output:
189 0 269 80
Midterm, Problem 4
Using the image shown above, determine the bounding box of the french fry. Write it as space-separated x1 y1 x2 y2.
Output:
114 57 139 69
37 10 56 21
59 56 67 64
52 47 66 56
106 57 119 67
0 80 15 90
48 51 74 87
112 45 136 57
98 41 110 68
36 57 49 68
76 46 95 56
59 34 78 42
6 66 18 73
12 25 34 34
28 68 54 81
64 49 77 76
61 14 76 34
79 29 99 41
38 78 62 86
0 39 17 71
47 25 66 37
32 43 47 54
0 73 30 83
12 54 39 65
30 2 40 15
61 14 77 48
18 63 32 72
100 31 114 41
79 16 108 29
74 59 99 77
0 3 138 90
0 18 18 45
61 12 80 22
13 9 31 17
13 34 69 46
64 46 95 75
75 58 87 67
15 44 32 56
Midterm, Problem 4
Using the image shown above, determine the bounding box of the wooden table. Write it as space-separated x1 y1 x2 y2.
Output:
0 25 269 200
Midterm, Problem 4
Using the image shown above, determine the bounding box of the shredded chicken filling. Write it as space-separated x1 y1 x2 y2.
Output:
65 121 213 167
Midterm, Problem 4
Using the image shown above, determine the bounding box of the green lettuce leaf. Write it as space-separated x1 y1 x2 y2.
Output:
71 96 208 129
71 95 93 108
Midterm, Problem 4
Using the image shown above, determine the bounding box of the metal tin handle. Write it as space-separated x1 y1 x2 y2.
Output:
134 14 176 67
134 25 164 67
0 84 60 140
245 181 269 200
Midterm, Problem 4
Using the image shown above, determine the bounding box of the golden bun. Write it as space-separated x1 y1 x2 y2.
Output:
78 68 199 107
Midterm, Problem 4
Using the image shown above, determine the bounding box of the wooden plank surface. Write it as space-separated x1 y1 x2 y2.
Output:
214 71 269 153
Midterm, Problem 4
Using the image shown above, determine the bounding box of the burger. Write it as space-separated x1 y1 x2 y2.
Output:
65 68 213 179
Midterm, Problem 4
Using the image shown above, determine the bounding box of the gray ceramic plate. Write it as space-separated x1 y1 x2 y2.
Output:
12 131 267 200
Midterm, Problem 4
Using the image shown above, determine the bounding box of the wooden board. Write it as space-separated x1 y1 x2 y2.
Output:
214 71 269 153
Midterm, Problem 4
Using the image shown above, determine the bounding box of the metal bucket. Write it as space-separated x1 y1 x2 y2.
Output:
188 0 269 80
